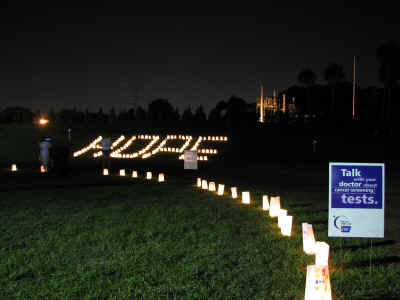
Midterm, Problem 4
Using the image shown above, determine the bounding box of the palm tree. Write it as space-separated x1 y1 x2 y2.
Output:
298 68 317 113
376 40 400 126
324 62 345 117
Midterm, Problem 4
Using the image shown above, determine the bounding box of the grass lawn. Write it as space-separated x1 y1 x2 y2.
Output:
1 166 399 300
1 123 399 299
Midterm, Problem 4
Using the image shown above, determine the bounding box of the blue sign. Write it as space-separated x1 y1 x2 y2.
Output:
330 164 383 209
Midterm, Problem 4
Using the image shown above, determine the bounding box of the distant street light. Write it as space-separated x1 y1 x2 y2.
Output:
38 118 49 126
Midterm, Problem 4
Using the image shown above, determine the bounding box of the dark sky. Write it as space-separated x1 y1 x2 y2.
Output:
0 3 399 114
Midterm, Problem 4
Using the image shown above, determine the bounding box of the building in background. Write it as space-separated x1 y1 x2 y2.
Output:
256 86 296 122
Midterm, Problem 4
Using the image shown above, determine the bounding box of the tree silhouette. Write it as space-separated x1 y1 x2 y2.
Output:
208 100 227 120
298 68 317 113
182 107 194 120
97 107 106 121
194 106 207 121
222 95 248 128
135 106 147 120
109 107 117 123
148 98 175 120
324 62 345 116
376 40 400 125
127 108 135 120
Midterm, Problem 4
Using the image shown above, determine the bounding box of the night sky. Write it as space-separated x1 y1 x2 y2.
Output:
1 3 399 114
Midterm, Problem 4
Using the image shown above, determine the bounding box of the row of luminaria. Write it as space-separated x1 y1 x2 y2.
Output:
9 162 331 299
103 168 165 182
196 177 332 300
73 135 228 161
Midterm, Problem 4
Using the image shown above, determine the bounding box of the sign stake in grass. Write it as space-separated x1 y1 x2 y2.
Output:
242 191 250 204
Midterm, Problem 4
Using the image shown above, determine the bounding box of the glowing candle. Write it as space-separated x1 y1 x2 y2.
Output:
277 209 288 228
41 165 46 173
208 182 216 192
302 223 316 255
262 195 269 211
231 187 238 199
158 173 165 182
119 169 126 176
315 242 330 266
217 184 225 195
132 170 138 178
146 171 152 180
103 168 109 176
305 265 332 300
269 196 281 217
11 164 17 172
197 178 202 187
242 191 250 204
202 180 208 190
281 215 293 236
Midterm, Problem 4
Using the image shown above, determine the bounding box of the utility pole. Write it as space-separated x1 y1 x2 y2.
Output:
260 85 264 123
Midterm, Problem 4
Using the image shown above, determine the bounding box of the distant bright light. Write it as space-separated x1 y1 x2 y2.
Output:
39 118 49 126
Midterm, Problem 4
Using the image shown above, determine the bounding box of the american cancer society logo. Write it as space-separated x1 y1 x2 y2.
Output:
333 215 352 233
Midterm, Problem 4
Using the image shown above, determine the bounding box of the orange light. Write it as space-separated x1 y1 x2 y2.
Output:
208 182 216 192
242 191 250 204
277 209 288 228
231 187 238 199
302 223 316 255
262 195 269 211
39 118 49 126
158 173 165 182
281 215 293 236
315 242 330 266
269 196 281 217
202 180 208 190
305 265 332 300
217 184 225 195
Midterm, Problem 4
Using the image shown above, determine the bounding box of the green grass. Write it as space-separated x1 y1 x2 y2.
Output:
0 177 299 299
1 171 399 300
